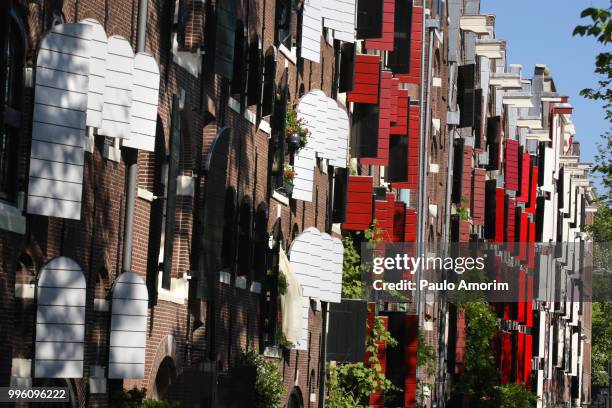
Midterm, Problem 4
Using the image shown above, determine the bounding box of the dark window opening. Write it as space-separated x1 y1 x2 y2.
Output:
230 21 246 96
252 203 268 283
261 48 277 117
387 0 413 74
262 220 282 347
222 187 237 269
237 198 252 277
332 168 348 223
356 0 384 39
246 36 262 107
275 0 294 49
388 134 409 183
350 103 380 158
203 3 217 77
270 72 288 193
0 7 24 203
338 42 355 93
457 64 476 128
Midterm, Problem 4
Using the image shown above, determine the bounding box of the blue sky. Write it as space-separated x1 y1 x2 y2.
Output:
481 0 609 191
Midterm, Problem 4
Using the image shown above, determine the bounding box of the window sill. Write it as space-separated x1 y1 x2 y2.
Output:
0 201 25 235
263 346 282 359
272 190 290 206
157 272 189 305
279 44 297 65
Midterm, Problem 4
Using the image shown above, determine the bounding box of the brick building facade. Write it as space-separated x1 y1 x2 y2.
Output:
0 0 598 407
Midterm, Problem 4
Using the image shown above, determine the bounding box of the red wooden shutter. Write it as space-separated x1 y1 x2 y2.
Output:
526 165 538 214
505 139 520 191
404 315 418 407
390 89 409 135
505 198 516 244
348 54 381 104
495 188 506 243
501 332 512 384
365 0 395 51
517 151 531 203
393 201 406 242
471 168 486 225
374 194 394 242
486 116 502 170
343 176 374 230
391 99 419 190
516 332 525 383
407 105 420 189
362 71 393 166
462 145 474 208
404 208 417 242
396 5 423 84
524 334 533 388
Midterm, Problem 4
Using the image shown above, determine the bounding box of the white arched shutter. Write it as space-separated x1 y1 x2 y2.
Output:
300 0 322 63
123 53 160 152
108 272 149 379
99 36 134 139
35 257 86 378
330 237 344 303
322 0 356 43
81 19 108 128
27 23 92 220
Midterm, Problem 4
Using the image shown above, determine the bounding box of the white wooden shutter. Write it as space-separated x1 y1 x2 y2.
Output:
322 0 356 43
292 145 316 202
293 91 349 201
318 233 335 302
27 23 91 220
289 227 323 299
81 19 107 128
300 0 322 63
108 272 149 379
329 102 349 168
330 237 344 303
321 99 340 162
122 53 160 152
99 36 134 139
35 257 86 378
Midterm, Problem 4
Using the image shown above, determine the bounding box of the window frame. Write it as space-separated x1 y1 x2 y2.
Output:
0 6 25 204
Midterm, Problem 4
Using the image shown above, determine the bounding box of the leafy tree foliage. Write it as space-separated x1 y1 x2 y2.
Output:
575 2 612 388
341 222 382 299
327 316 400 407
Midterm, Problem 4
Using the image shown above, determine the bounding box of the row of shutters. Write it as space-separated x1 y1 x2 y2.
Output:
343 176 418 244
288 227 343 349
28 20 160 220
293 90 349 202
35 257 147 379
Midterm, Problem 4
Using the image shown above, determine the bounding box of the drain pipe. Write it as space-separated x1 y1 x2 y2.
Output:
122 0 148 274
416 17 436 320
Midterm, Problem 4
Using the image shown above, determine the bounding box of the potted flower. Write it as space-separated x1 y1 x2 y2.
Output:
283 164 296 195
285 104 310 151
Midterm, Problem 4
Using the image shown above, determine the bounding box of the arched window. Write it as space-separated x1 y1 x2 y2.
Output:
0 6 25 202
270 70 288 192
237 197 252 276
198 127 231 298
287 387 303 408
35 257 86 378
108 272 149 379
252 203 269 283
